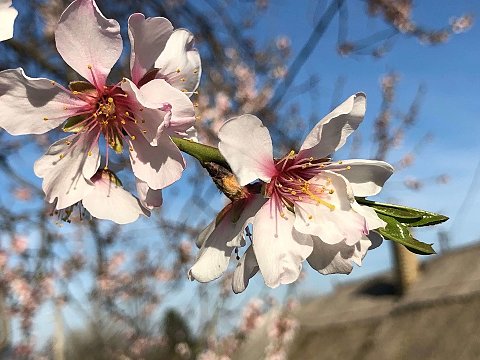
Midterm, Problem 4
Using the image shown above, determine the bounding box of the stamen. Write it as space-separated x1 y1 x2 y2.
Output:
87 64 101 90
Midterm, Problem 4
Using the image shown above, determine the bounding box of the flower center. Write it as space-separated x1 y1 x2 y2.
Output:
265 150 336 212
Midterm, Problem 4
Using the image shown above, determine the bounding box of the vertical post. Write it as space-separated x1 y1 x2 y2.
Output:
392 243 419 295
0 288 11 354
53 300 65 360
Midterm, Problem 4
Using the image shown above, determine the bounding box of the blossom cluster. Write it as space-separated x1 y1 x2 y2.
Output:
0 0 394 292
0 0 200 223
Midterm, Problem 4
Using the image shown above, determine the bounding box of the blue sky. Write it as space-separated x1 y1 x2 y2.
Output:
3 0 480 344
226 0 480 298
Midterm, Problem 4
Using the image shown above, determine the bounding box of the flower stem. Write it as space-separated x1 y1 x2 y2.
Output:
171 137 230 169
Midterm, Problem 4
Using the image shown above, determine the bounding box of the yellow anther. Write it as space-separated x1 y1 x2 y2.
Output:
176 68 181 73
125 111 130 116
129 146 134 151
291 191 297 195
72 91 79 95
309 157 314 161
51 81 56 85
43 117 48 121
346 166 351 170
104 165 108 170
88 151 92 156
181 89 188 92
194 102 199 107
65 140 71 145
308 215 313 220
180 78 186 82
142 130 147 134
338 161 343 164
329 189 334 194
87 65 92 69
59 154 64 159
131 135 136 140
195 115 201 120
121 119 126 124
193 68 198 74
288 150 295 157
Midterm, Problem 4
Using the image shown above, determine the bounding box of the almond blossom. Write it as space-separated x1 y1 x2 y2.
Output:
189 93 393 291
0 0 201 223
0 0 17 41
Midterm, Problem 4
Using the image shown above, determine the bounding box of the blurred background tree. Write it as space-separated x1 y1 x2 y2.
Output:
0 0 475 358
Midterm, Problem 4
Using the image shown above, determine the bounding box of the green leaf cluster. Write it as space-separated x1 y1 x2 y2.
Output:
357 199 448 255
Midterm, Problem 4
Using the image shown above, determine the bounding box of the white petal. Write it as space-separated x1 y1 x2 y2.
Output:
189 196 266 283
294 171 367 246
218 114 276 186
128 13 173 84
299 93 366 158
0 1 17 42
0 68 87 135
33 133 100 209
55 0 122 88
232 246 259 294
307 237 355 275
135 178 163 210
328 159 394 197
195 220 215 249
154 29 201 94
83 172 148 224
252 200 313 288
351 202 386 230
128 129 185 190
351 237 372 266
307 235 371 275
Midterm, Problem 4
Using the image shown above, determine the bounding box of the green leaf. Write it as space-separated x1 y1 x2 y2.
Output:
108 133 123 154
69 81 96 92
400 213 449 227
63 115 86 133
357 198 448 227
376 213 436 255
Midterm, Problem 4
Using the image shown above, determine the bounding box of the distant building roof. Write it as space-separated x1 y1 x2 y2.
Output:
235 243 480 360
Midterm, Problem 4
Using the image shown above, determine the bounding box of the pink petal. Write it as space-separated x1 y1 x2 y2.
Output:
127 129 185 190
232 246 259 294
121 78 195 145
55 0 122 88
299 93 366 158
154 29 201 95
0 1 17 42
252 200 313 288
128 13 173 84
189 196 266 283
33 133 100 209
218 114 276 186
82 172 148 224
326 159 394 197
0 68 87 135
293 171 367 246
135 178 163 210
